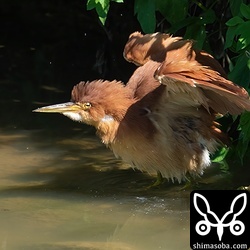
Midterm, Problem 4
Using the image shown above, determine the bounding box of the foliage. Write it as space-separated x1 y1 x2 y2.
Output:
225 2 250 163
134 0 189 34
86 0 250 164
225 2 250 89
86 0 123 25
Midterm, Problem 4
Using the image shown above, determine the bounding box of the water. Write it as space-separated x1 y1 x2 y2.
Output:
0 128 190 250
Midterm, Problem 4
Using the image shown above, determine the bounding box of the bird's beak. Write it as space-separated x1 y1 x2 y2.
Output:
33 102 81 113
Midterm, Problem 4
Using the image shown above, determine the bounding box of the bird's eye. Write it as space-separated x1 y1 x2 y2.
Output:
83 102 92 110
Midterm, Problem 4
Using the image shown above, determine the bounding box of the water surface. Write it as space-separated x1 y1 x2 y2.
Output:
1 128 192 250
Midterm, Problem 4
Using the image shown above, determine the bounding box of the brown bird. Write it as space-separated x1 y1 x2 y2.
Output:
33 32 250 183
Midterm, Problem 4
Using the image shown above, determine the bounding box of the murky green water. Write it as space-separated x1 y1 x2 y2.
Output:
0 128 192 250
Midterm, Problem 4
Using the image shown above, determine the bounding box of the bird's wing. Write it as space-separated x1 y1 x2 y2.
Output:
124 31 227 77
155 60 250 115
123 31 183 66
124 31 250 114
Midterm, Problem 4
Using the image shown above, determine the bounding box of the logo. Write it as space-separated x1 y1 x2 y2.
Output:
194 192 246 241
190 190 249 250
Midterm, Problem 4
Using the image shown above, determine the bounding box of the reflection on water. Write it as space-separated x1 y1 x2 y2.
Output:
0 128 191 250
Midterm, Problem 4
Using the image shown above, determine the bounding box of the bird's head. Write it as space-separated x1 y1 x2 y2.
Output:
33 80 134 128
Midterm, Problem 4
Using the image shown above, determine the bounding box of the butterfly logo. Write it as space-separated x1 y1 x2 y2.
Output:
193 193 247 241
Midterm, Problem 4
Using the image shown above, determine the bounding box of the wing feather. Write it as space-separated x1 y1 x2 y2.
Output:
155 60 250 114
124 31 250 115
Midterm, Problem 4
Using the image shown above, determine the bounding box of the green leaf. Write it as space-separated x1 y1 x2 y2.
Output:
225 26 237 49
97 0 110 12
236 37 248 51
87 0 96 10
167 16 196 34
240 112 250 141
226 16 244 26
236 138 249 163
247 54 250 68
201 9 216 24
236 112 250 162
235 21 250 51
87 0 123 25
228 53 250 88
218 160 229 174
229 0 242 16
184 20 206 49
240 3 250 19
134 0 156 33
87 0 110 25
225 20 250 51
156 0 188 25
212 147 229 163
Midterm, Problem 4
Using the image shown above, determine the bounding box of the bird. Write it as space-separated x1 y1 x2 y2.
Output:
33 31 250 183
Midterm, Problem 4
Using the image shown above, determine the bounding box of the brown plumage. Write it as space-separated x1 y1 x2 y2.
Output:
34 32 250 182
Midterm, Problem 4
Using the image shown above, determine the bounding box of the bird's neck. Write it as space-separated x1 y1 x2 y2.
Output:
96 115 120 145
93 94 135 144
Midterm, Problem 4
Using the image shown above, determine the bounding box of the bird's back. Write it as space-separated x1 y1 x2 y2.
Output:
111 31 250 181
108 60 223 181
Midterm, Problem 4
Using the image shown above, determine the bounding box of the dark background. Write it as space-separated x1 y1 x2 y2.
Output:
0 0 141 129
0 0 238 129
